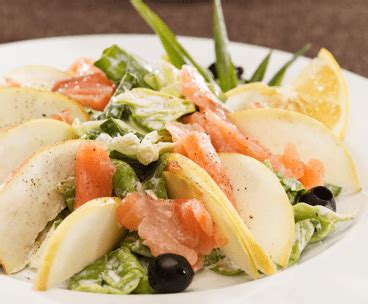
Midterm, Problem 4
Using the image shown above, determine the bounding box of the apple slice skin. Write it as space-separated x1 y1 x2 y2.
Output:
0 140 84 274
164 153 276 278
219 153 295 268
34 197 125 291
0 119 77 182
0 87 89 129
229 109 361 196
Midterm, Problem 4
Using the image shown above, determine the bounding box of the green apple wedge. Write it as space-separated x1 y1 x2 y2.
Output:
34 197 125 291
0 87 89 129
0 119 78 182
163 153 276 278
229 109 361 196
3 65 70 90
219 153 294 268
0 140 84 274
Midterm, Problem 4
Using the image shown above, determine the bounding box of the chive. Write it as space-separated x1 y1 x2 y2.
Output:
268 44 311 86
213 0 238 92
249 50 272 83
130 0 211 82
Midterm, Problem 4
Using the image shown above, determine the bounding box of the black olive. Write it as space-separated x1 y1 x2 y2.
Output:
148 253 194 294
299 186 336 211
236 66 244 78
208 63 218 79
208 63 244 80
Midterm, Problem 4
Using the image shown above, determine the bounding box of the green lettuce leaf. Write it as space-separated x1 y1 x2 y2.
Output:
68 246 153 294
142 152 169 199
289 203 353 265
294 203 353 242
56 177 76 212
94 44 151 89
73 118 144 139
121 231 153 258
264 160 306 204
114 88 195 131
143 60 181 96
289 219 318 265
97 130 173 166
205 249 244 276
112 160 140 198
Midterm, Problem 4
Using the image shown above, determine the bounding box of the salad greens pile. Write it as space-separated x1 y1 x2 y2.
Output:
58 0 352 294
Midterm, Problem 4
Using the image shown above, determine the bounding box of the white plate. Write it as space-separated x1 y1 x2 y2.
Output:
0 34 367 304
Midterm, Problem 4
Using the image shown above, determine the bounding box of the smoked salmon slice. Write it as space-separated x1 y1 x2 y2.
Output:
180 65 230 115
74 142 116 208
167 122 236 206
116 192 225 268
184 110 324 189
51 109 73 124
68 57 103 76
52 72 116 111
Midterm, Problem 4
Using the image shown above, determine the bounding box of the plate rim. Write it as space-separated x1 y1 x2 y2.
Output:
0 33 367 304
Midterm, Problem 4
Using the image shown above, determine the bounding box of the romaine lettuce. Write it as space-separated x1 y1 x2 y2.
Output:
112 160 140 198
289 203 353 265
94 44 151 89
142 152 169 199
121 231 153 258
114 88 195 131
68 245 153 294
96 131 173 166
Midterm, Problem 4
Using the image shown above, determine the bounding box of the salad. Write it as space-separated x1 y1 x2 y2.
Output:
0 0 361 295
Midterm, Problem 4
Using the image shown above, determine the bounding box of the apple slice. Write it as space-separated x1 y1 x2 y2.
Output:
164 153 276 278
3 65 70 90
219 153 294 268
0 87 89 129
34 197 125 291
0 119 77 182
0 140 83 274
229 109 361 196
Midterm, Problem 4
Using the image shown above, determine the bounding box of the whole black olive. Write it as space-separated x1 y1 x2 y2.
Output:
299 186 336 211
148 254 194 294
208 63 244 79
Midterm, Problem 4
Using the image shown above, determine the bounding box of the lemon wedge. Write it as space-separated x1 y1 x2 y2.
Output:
226 49 349 139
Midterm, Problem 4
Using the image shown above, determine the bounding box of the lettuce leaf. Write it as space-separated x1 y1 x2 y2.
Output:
112 160 140 198
94 44 151 89
142 152 169 199
68 245 153 294
56 177 76 212
205 249 244 276
121 231 153 258
143 61 181 96
294 203 353 242
114 88 195 131
289 219 318 265
73 118 143 139
289 203 353 265
97 131 173 166
264 160 306 204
